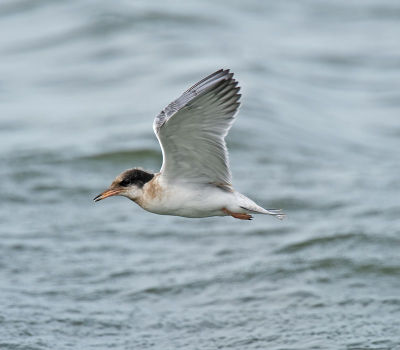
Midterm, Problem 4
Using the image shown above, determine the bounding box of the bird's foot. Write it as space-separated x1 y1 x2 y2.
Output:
222 208 253 220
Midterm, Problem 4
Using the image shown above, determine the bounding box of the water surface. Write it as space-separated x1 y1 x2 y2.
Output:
0 0 399 349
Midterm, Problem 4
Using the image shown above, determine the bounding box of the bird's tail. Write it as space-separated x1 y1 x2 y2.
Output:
242 206 286 220
236 192 286 220
259 208 286 220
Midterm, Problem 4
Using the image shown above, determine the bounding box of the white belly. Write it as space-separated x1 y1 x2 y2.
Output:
139 182 237 218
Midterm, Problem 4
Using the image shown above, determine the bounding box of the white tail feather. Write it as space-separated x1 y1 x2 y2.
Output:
261 209 286 220
236 192 286 220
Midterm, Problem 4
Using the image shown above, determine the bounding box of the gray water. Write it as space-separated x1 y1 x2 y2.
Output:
1 0 399 349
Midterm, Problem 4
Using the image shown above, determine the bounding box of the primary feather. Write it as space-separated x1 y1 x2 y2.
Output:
153 69 240 185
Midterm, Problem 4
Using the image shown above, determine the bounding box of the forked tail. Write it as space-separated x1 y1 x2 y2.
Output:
260 208 286 220
236 192 285 220
241 206 286 220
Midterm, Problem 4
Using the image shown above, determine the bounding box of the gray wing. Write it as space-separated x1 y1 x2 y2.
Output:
153 69 241 185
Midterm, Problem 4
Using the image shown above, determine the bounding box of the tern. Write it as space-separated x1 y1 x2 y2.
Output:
94 69 285 220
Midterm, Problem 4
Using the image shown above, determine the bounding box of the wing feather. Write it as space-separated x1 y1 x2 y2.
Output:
153 69 241 185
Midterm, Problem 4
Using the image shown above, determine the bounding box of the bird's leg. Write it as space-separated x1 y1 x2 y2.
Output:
222 208 253 220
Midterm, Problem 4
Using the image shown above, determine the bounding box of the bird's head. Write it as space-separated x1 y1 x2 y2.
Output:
94 168 154 203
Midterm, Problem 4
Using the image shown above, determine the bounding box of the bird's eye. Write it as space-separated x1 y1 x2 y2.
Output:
119 179 129 187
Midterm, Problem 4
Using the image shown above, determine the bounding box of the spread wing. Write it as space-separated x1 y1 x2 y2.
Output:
153 69 241 186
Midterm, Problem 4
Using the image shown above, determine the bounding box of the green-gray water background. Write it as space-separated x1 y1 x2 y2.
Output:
1 1 399 349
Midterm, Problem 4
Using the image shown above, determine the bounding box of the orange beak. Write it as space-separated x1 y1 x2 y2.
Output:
93 188 122 202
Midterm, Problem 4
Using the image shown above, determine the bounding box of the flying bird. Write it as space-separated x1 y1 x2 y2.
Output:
94 69 284 220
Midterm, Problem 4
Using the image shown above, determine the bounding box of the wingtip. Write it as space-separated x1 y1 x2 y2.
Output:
216 68 230 74
214 68 234 80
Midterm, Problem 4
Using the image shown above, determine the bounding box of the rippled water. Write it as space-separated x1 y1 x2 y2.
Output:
1 1 400 349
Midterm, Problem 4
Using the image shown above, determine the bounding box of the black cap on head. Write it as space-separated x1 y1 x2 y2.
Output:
118 169 154 188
